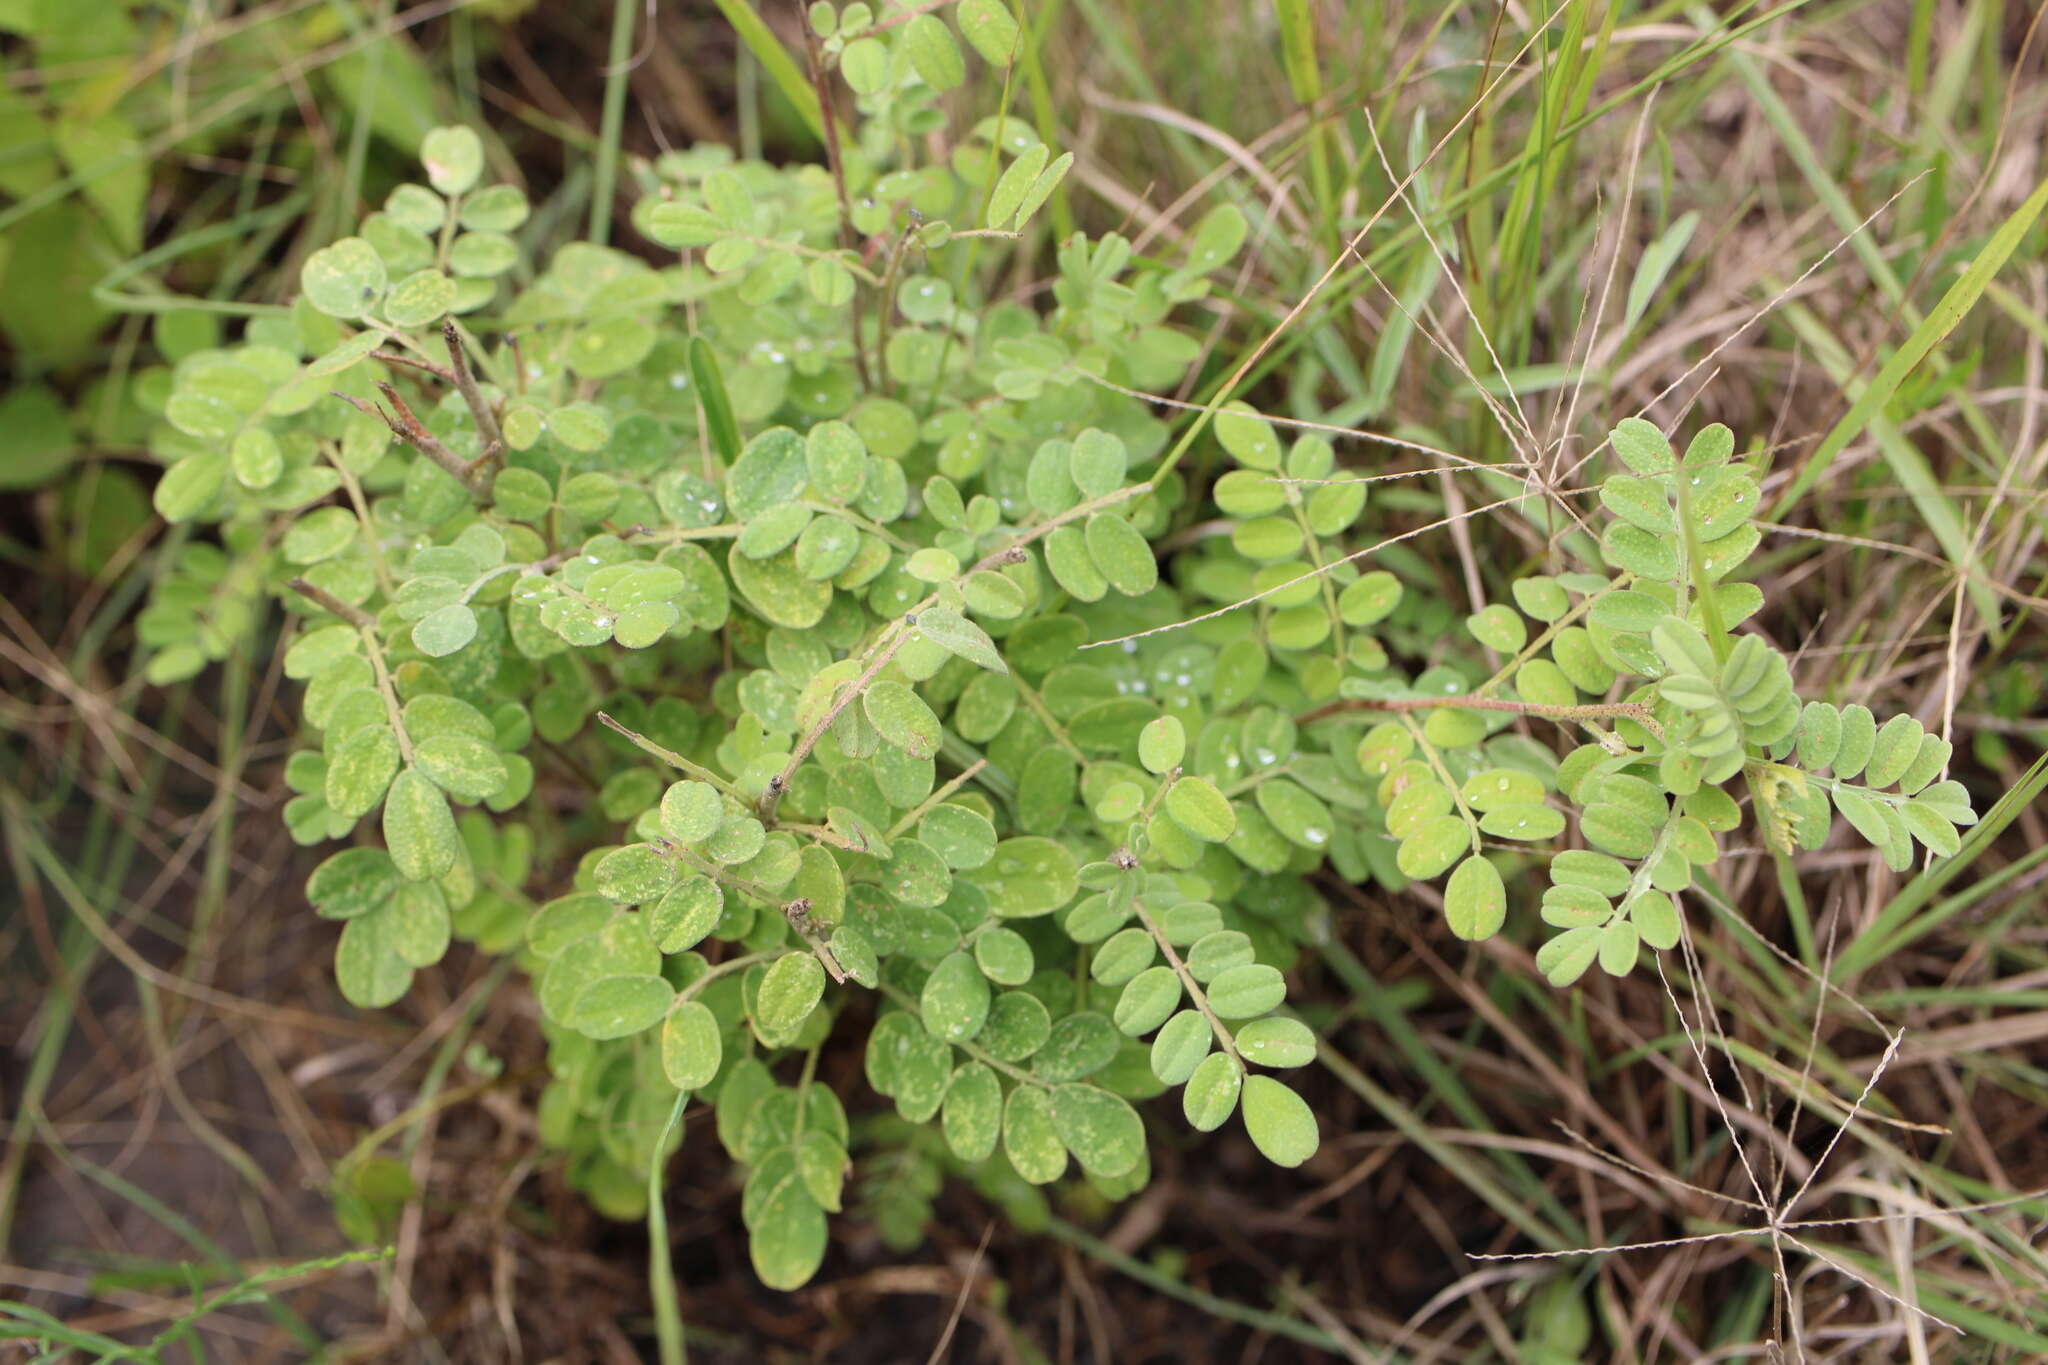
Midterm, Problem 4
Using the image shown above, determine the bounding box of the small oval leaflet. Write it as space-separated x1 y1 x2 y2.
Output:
1164 776 1236 842
1205 963 1286 1019
1233 1016 1316 1068
755 952 826 1035
1149 1009 1212 1084
1049 1084 1144 1178
383 769 459 881
920 950 991 1043
569 973 674 1040
1182 1052 1243 1131
1240 1076 1318 1167
661 1000 724 1090
1444 855 1507 941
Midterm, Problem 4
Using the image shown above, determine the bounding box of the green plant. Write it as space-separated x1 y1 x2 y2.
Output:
131 1 1979 1295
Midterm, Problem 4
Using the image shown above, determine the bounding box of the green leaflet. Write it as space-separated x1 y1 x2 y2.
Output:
1240 1076 1318 1167
755 952 826 1035
382 769 459 881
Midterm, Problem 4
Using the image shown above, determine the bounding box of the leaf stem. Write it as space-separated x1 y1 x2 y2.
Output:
1129 891 1242 1065
288 578 412 764
1298 692 1663 739
596 711 746 801
331 384 488 497
758 634 912 823
442 318 505 458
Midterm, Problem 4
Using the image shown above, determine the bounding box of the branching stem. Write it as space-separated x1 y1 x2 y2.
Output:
596 712 746 801
1298 693 1663 739
288 578 412 764
331 384 488 497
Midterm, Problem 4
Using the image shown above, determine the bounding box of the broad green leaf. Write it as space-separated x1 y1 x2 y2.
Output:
1043 525 1108 601
383 268 455 328
1609 418 1674 475
1091 927 1156 986
957 0 1021 64
863 680 941 759
1136 716 1184 775
1832 704 1877 779
1630 890 1681 951
1598 920 1641 977
1215 402 1280 469
1032 1011 1119 1081
1465 603 1526 652
383 769 459 880
1164 776 1235 842
1443 855 1506 940
982 990 1052 1062
1240 1075 1317 1167
411 603 477 657
903 14 965 89
1181 1052 1242 1131
1337 571 1402 626
649 876 722 953
325 725 400 819
1206 964 1285 1019
756 951 826 1034
301 237 386 318
388 888 448 973
307 847 399 920
988 143 1047 229
594 842 677 905
971 836 1078 917
1536 925 1601 986
1600 475 1675 534
914 607 1006 672
569 973 674 1039
1112 966 1181 1036
336 909 412 1008
941 1061 1002 1162
1395 815 1466 879
920 951 991 1043
660 780 724 843
1003 1085 1067 1184
791 845 845 927
412 733 506 803
973 927 1033 985
1233 1016 1315 1068
419 126 483 195
1149 1009 1211 1084
154 451 227 522
1050 1084 1144 1178
747 1177 826 1291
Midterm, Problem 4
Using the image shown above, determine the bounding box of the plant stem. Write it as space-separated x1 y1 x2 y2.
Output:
761 482 1155 823
331 385 488 497
886 759 988 838
759 634 912 822
800 19 873 391
1297 692 1663 738
442 318 504 456
1131 894 1241 1064
596 712 746 801
287 578 412 765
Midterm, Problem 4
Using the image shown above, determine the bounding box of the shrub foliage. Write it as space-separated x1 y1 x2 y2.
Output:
136 4 1974 1288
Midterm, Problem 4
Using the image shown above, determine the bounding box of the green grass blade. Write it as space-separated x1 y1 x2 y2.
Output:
648 1093 689 1365
590 0 639 246
1770 170 2048 518
708 0 826 143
